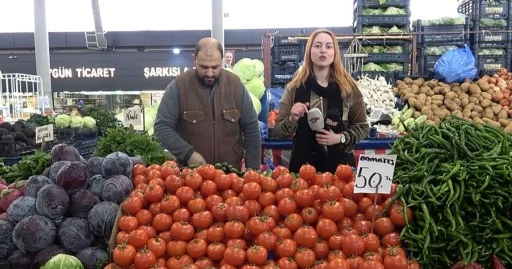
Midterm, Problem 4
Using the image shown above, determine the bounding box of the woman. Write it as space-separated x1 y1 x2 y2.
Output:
274 29 369 173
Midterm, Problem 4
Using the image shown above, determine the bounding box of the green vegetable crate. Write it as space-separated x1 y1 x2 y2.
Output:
353 0 410 9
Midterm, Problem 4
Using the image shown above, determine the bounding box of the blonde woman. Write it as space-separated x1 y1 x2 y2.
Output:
274 29 369 173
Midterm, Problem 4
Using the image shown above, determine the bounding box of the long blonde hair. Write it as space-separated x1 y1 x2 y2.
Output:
285 29 357 98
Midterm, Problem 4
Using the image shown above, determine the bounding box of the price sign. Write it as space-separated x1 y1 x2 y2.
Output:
35 124 54 144
354 154 397 194
124 107 142 127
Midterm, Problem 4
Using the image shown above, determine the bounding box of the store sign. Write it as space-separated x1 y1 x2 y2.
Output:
353 154 397 194
124 107 143 127
36 124 54 144
51 67 116 79
143 66 193 79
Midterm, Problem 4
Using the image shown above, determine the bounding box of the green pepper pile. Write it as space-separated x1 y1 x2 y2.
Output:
389 116 512 268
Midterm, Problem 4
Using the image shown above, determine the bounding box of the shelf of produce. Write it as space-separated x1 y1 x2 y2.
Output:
353 14 411 28
472 25 511 48
271 46 304 63
476 54 510 75
414 23 470 47
353 0 410 8
458 0 511 20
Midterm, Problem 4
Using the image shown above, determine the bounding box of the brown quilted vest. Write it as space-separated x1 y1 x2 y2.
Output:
175 69 244 169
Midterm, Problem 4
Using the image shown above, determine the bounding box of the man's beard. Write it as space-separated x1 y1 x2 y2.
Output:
196 71 219 87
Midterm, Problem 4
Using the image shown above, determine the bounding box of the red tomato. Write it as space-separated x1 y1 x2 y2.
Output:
342 234 365 256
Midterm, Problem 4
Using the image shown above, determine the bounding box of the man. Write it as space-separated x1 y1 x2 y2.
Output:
224 51 234 69
154 38 261 170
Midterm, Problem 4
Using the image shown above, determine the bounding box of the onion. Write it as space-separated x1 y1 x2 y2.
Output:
493 92 504 102
499 99 510 107
493 74 500 78
488 78 497 84
508 110 512 118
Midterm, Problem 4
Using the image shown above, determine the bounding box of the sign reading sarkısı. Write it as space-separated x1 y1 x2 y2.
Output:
143 66 194 79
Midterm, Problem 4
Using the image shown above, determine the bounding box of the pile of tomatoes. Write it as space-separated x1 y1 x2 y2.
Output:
104 161 420 269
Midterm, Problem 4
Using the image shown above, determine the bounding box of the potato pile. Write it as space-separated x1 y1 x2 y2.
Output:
393 77 512 133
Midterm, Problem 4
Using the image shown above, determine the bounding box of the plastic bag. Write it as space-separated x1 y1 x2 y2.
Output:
434 44 477 83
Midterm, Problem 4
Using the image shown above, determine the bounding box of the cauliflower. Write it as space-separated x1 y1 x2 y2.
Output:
55 114 71 128
70 116 84 128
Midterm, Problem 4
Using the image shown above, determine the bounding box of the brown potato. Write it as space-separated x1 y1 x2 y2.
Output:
480 99 492 108
504 123 512 134
425 80 438 89
473 105 484 113
452 110 463 117
452 86 462 94
424 119 436 125
444 99 459 111
491 104 503 115
482 118 501 128
433 116 442 124
440 86 452 95
469 97 480 105
426 89 436 96
445 91 458 100
469 84 482 95
498 109 508 120
481 92 492 100
432 100 444 106
404 93 416 101
462 109 472 118
460 82 471 92
419 86 431 94
459 93 469 100
498 118 510 127
464 103 475 111
453 98 462 106
483 108 494 119
411 84 420 94
433 86 444 94
471 111 480 118
413 78 425 86
473 117 485 124
431 95 444 101
408 97 418 107
477 79 490 91
414 111 422 118
460 97 470 107
418 93 427 103
403 77 414 84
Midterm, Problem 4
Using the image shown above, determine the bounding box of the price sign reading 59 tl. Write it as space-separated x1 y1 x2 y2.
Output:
353 154 397 194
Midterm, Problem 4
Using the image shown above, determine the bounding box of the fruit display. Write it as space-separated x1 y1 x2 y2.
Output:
0 143 145 269
104 161 418 269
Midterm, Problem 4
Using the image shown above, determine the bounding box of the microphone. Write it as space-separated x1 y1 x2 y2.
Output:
307 108 324 131
325 108 341 132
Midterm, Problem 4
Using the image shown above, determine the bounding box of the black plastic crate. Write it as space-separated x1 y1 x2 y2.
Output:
55 127 75 140
458 0 510 19
362 41 411 62
272 46 304 62
0 140 35 157
476 55 509 74
74 127 98 139
473 25 510 48
74 138 98 160
272 36 305 47
353 14 411 27
414 21 470 46
352 71 409 83
353 0 410 8
418 55 442 74
353 24 411 34
365 52 411 63
271 63 299 85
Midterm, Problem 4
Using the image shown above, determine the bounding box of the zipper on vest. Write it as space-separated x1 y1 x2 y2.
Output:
209 86 216 161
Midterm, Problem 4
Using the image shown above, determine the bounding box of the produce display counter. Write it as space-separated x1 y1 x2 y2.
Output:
261 137 395 168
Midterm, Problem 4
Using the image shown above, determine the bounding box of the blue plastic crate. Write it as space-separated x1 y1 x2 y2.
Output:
271 46 304 62
353 0 410 8
458 0 511 19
